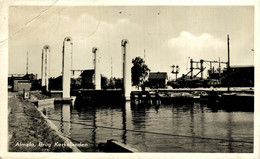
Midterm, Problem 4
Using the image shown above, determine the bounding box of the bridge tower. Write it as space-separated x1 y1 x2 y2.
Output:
41 45 50 91
62 37 73 98
92 47 101 90
121 39 131 100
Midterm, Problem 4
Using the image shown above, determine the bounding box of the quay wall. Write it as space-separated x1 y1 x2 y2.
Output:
8 92 79 152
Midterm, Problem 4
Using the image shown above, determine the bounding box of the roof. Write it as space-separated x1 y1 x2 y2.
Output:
148 72 167 80
230 65 254 68
23 74 36 80
80 69 95 76
13 80 31 83
55 75 62 80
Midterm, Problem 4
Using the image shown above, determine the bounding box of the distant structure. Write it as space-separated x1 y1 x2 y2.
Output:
121 39 131 100
181 58 227 80
49 75 63 90
80 69 95 89
13 80 31 92
8 74 40 91
62 37 73 98
92 47 101 90
148 72 168 88
41 45 50 91
223 65 254 87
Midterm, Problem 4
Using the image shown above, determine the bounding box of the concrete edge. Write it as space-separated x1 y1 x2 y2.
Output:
35 105 81 152
110 140 138 152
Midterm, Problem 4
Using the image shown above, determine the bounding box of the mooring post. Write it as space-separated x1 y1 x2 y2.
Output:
92 47 101 90
62 37 73 98
41 45 50 91
121 39 131 100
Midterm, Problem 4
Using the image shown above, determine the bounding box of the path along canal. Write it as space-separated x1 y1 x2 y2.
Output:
38 99 253 152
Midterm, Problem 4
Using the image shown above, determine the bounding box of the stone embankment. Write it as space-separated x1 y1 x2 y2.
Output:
8 92 75 152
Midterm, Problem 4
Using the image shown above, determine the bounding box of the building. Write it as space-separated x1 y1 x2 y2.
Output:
148 72 168 88
8 74 40 91
80 69 95 89
208 65 254 87
23 74 37 80
8 75 24 89
49 76 62 90
13 80 32 92
227 65 254 87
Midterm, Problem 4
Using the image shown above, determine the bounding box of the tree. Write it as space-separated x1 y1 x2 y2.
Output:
131 57 150 87
114 78 123 89
108 77 115 89
100 76 123 89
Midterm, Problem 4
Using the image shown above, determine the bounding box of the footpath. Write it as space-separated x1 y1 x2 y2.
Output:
8 92 73 152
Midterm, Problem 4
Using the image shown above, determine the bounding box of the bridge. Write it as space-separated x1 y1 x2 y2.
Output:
41 37 131 101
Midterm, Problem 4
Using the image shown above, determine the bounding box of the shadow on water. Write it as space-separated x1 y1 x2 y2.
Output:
75 91 254 113
201 99 254 112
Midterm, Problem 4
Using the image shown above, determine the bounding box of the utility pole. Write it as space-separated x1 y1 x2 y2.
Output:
190 59 193 79
111 57 113 78
227 34 230 92
26 51 28 74
144 49 146 61
218 57 221 76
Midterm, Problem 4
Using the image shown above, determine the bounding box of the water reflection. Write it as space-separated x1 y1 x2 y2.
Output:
42 98 253 152
227 112 234 152
61 104 71 136
131 102 147 151
196 102 205 138
37 103 54 117
122 106 127 144
190 103 195 147
92 106 97 152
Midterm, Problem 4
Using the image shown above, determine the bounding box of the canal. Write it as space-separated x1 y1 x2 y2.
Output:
38 100 253 152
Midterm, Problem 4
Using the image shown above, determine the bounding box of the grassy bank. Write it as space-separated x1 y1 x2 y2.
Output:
8 92 73 152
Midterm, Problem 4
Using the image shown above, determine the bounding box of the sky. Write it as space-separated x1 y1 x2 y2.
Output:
8 6 254 79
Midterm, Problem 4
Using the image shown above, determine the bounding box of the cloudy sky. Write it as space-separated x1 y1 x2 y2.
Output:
8 6 254 79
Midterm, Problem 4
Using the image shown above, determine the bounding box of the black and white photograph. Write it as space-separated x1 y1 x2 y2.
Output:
1 1 260 159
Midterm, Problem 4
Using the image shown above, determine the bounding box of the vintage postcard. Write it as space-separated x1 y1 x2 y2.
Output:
1 0 259 159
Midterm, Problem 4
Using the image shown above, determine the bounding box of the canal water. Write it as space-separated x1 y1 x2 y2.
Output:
39 100 253 152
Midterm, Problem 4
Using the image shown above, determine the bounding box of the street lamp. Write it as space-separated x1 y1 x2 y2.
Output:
171 65 179 81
